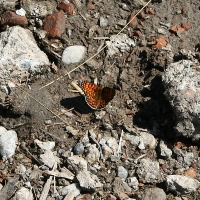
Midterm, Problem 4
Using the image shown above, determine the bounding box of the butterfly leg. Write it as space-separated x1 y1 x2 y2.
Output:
70 81 84 95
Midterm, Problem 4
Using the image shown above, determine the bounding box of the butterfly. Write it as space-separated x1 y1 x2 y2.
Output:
81 81 115 110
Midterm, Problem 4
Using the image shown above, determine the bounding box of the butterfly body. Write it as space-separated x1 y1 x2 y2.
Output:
81 82 115 109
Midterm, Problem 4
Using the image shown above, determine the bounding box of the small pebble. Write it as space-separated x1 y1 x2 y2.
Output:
117 166 128 179
99 17 108 27
0 128 18 161
62 45 87 65
73 143 84 155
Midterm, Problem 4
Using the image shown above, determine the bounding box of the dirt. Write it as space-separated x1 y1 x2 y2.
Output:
0 0 200 199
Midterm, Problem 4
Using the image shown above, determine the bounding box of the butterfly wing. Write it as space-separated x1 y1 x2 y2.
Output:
100 87 115 108
81 82 101 109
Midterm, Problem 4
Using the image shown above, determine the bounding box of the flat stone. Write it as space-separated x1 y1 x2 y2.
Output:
166 175 200 194
34 139 55 151
77 170 102 191
112 177 132 194
40 150 57 168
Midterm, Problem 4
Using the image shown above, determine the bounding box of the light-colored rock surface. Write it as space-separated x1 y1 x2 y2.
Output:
0 26 50 79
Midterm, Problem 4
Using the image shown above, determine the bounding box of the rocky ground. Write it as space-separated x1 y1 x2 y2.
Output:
0 0 200 200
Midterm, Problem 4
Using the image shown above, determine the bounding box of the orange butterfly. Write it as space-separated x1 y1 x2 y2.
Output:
81 82 115 109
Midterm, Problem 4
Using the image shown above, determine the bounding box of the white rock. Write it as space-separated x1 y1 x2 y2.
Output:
140 131 157 150
183 152 194 167
117 166 128 179
99 17 108 27
77 170 102 191
85 144 100 163
0 126 7 136
127 177 139 190
106 137 118 155
0 183 3 191
15 187 33 200
67 155 88 171
62 45 87 64
136 158 162 183
21 0 57 17
106 34 135 56
123 133 145 150
40 150 58 168
16 8 26 16
59 183 81 197
101 144 113 159
34 139 55 151
0 129 18 161
0 26 50 79
159 140 172 158
166 175 200 194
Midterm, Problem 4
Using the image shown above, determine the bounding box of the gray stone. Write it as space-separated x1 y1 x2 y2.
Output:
73 143 84 155
59 183 81 197
142 188 166 200
117 166 128 179
159 140 172 158
106 34 135 56
99 17 108 27
112 177 132 193
67 155 88 171
136 158 163 183
85 144 100 163
0 0 18 10
162 60 200 141
15 187 33 200
77 170 102 191
127 177 139 190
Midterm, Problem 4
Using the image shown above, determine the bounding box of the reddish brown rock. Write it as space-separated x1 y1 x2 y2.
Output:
128 13 138 28
132 30 142 38
87 1 95 10
170 24 185 34
58 1 74 15
145 7 155 15
75 194 92 200
106 194 117 200
44 10 65 38
152 35 168 48
181 22 192 30
1 11 28 27
181 7 187 14
185 167 196 178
